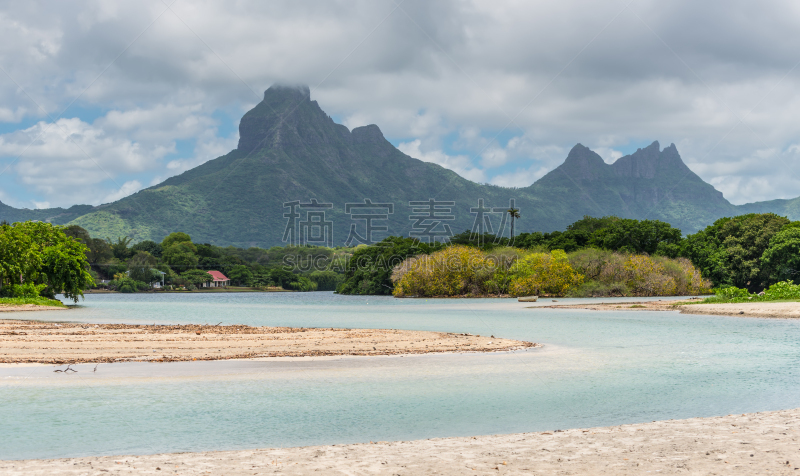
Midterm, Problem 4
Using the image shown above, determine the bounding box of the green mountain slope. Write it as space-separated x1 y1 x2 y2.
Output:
1 84 797 244
0 201 93 225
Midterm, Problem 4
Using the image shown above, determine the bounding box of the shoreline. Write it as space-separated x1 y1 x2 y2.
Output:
0 304 66 312
537 299 800 318
0 319 537 364
2 408 797 474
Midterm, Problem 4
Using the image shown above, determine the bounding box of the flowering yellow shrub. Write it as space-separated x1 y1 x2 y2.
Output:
568 248 712 297
508 250 584 297
393 245 489 297
622 254 676 296
391 245 709 298
659 257 712 295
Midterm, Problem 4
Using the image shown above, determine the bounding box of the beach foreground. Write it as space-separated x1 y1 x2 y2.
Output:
2 409 797 475
0 319 534 363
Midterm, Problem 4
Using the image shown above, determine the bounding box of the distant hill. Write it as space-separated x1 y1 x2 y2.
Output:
1 84 797 245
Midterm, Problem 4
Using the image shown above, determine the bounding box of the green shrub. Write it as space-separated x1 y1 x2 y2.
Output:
762 280 800 300
567 280 629 297
0 282 47 298
714 285 753 301
286 276 318 292
0 296 66 307
308 270 343 291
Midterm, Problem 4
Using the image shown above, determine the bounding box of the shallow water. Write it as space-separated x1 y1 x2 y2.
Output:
2 292 799 460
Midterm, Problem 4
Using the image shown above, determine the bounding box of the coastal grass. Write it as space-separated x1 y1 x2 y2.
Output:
0 297 66 307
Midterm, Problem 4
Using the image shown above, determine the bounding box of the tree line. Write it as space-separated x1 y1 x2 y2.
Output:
2 211 797 300
337 213 800 296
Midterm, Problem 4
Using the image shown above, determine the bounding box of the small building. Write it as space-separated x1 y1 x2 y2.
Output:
204 270 230 288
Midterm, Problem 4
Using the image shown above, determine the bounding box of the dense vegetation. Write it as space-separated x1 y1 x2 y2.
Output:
336 237 445 295
339 213 800 297
59 226 350 293
679 214 800 292
0 221 93 303
390 246 709 298
4 210 794 299
699 280 800 304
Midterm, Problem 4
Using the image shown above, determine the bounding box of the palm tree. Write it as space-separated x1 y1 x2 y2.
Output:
507 208 520 239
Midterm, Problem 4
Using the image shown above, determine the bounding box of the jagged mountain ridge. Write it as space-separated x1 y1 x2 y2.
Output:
0 84 796 245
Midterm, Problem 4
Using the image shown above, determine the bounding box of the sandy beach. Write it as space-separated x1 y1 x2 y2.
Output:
0 304 66 312
1 408 797 475
538 299 800 318
0 319 535 364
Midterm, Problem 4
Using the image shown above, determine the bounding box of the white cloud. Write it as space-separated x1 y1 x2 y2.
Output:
0 0 799 205
593 147 624 164
0 117 169 204
102 180 142 203
398 139 486 183
0 107 27 122
489 165 550 188
480 147 508 168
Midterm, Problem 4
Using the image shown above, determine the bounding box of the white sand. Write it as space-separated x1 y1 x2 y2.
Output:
539 299 800 318
2 409 797 475
0 320 534 364
678 301 800 318
0 304 65 312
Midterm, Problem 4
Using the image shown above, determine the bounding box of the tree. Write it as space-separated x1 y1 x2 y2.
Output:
180 269 213 287
131 240 163 258
0 222 94 301
127 251 159 283
589 218 682 255
227 264 253 286
86 238 113 264
507 208 520 239
269 268 297 289
308 270 343 291
161 232 192 249
162 242 199 271
337 236 444 295
761 226 800 283
108 236 133 260
680 213 790 291
63 225 91 244
0 223 39 291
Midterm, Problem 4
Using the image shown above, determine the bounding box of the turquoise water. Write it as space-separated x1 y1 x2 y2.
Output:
2 292 799 460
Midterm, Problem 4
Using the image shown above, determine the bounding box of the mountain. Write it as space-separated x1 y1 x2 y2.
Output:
525 142 738 232
0 201 94 225
0 84 797 245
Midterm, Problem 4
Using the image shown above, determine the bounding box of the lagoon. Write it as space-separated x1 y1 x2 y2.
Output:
2 292 799 460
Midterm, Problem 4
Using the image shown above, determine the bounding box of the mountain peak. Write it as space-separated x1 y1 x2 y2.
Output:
351 124 385 144
557 143 607 179
238 84 317 152
612 140 689 179
264 83 310 102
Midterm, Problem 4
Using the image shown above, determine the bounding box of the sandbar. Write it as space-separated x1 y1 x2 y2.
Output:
0 319 536 364
1 408 797 474
538 299 800 318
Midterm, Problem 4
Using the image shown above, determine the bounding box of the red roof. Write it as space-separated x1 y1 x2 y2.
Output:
206 270 229 281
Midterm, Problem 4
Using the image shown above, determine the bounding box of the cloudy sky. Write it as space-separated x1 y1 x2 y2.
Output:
1 0 800 209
